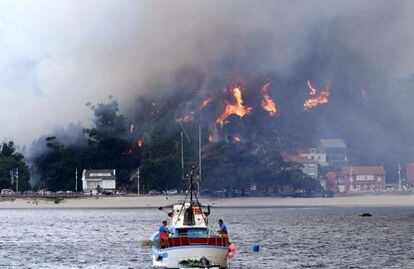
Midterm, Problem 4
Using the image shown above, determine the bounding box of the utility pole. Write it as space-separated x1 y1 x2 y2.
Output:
16 168 19 193
398 164 402 191
137 167 140 195
75 168 78 192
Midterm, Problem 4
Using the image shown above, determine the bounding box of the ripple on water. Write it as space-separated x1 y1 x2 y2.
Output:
0 207 413 268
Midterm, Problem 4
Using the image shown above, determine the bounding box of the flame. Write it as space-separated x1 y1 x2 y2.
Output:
261 82 277 117
202 98 211 108
130 124 134 134
176 98 211 123
137 139 143 148
304 80 330 110
307 81 318 95
177 111 195 123
216 87 251 127
233 135 241 142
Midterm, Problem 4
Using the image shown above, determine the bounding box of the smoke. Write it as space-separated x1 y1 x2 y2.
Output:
0 0 414 155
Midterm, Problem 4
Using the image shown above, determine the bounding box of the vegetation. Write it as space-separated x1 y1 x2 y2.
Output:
11 94 322 195
0 141 31 191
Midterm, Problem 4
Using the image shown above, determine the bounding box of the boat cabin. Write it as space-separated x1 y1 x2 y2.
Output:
171 203 208 231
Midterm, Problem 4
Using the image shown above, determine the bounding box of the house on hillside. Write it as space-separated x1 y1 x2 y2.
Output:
299 147 328 167
336 166 386 192
319 139 348 168
82 169 116 194
282 154 318 179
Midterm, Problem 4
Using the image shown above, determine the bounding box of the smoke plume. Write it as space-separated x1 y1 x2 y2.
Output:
0 0 414 172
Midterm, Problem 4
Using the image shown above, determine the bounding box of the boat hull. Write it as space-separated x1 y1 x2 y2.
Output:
152 245 228 268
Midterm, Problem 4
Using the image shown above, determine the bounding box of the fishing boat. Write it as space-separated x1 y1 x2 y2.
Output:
150 166 232 269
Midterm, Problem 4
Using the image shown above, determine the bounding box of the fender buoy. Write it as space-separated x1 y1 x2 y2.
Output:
252 243 260 252
227 251 234 259
229 244 236 252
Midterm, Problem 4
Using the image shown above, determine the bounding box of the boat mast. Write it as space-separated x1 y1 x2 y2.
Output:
181 132 184 180
198 124 201 195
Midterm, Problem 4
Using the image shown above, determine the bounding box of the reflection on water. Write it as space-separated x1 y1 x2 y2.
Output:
0 207 413 268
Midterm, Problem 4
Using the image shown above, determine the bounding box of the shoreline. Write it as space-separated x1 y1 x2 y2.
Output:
1 193 414 209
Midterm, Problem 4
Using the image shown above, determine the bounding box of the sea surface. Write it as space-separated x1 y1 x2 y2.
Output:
0 207 413 268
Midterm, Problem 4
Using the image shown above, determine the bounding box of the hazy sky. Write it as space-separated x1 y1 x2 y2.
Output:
1 0 413 145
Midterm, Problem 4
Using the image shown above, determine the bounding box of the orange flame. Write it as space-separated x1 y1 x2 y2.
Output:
304 80 330 110
176 112 195 123
261 82 277 117
216 87 251 127
137 139 143 148
307 81 318 95
202 98 211 108
176 98 211 123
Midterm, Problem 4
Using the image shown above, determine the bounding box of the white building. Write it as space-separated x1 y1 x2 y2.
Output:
299 147 328 167
82 169 116 194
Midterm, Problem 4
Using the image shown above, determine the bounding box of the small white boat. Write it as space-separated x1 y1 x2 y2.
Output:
150 168 230 268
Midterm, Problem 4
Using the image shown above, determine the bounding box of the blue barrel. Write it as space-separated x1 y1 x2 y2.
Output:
252 243 260 252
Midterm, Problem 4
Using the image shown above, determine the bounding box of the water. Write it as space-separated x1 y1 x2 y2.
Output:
0 207 413 268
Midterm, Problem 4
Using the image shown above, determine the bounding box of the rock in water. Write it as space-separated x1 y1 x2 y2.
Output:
359 213 373 217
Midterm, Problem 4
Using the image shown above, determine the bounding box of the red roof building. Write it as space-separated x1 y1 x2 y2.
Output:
406 163 414 186
336 166 386 192
325 171 338 192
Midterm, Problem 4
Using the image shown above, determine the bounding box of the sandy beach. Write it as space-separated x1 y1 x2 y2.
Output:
1 193 414 209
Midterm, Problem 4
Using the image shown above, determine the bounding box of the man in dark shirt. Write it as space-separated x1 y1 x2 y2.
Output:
218 219 228 238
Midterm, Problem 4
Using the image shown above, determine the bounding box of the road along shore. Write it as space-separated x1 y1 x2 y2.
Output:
1 193 414 209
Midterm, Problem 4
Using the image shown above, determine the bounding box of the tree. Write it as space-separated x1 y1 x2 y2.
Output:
33 138 76 191
0 141 31 191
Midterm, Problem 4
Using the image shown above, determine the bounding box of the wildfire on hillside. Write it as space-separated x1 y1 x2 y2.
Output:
216 86 251 127
176 98 211 123
304 80 330 110
261 82 277 116
233 135 242 142
202 98 211 108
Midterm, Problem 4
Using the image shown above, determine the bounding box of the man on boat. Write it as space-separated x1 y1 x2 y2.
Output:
218 219 228 238
159 220 170 248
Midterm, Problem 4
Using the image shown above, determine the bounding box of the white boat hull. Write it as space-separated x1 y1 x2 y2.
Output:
152 245 228 268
